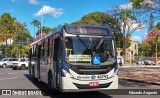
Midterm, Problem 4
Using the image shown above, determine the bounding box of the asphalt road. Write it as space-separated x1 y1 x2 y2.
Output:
0 68 160 98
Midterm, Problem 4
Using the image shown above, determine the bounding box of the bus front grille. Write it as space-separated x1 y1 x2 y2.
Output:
70 66 113 75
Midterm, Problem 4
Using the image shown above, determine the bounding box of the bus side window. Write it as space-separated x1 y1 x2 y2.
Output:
41 42 45 57
53 37 60 61
45 39 48 57
48 38 50 56
50 37 53 57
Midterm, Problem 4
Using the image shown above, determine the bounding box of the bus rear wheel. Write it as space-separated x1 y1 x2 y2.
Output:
48 73 54 89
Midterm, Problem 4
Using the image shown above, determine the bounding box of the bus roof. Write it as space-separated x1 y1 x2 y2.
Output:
30 25 112 46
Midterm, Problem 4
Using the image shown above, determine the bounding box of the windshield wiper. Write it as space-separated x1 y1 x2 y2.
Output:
76 35 88 49
96 38 104 50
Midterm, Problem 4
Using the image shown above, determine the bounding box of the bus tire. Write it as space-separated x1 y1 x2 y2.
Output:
48 72 54 89
32 66 37 81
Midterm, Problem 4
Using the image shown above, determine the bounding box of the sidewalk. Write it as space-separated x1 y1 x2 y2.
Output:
119 63 160 67
119 63 160 85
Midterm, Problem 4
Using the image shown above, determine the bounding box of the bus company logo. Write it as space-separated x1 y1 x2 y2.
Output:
2 90 12 95
91 75 96 80
77 76 90 79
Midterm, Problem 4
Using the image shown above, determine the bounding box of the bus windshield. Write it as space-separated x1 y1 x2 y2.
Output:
65 36 116 65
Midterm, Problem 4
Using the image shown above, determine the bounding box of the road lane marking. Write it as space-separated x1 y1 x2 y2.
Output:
8 73 16 75
0 73 16 75
0 77 18 81
0 74 6 76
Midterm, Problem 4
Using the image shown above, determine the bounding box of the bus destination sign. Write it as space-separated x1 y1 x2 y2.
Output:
66 25 111 35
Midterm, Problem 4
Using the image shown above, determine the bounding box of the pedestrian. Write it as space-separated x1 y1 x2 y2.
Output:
119 58 122 67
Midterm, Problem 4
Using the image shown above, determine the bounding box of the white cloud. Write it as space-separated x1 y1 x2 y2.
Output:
132 36 141 41
118 0 155 10
119 2 133 9
35 6 64 18
28 0 39 4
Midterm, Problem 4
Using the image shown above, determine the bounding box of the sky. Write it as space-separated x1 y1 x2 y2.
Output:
0 0 148 42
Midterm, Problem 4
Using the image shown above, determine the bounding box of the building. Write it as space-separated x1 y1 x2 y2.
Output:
33 33 46 41
116 37 139 63
2 38 13 45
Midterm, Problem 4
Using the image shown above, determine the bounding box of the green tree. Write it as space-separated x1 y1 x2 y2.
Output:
13 21 31 44
10 44 19 57
107 8 145 61
31 19 41 37
36 26 53 35
71 11 122 47
148 13 155 31
156 22 160 29
0 13 31 58
0 13 16 44
72 12 119 28
131 0 160 21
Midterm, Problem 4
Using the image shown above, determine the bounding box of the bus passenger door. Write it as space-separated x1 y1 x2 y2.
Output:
53 37 61 89
37 45 41 79
40 40 49 83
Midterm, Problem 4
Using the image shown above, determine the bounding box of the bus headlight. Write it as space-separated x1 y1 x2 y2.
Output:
62 69 74 78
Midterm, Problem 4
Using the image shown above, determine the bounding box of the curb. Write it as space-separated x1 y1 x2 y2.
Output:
119 66 160 68
120 78 160 86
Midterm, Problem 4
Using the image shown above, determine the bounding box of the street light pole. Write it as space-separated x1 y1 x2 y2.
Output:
155 34 159 66
41 6 44 38
156 40 158 65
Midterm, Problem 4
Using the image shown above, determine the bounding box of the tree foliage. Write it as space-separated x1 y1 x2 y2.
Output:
71 11 122 47
1 44 29 58
36 26 54 35
131 0 160 19
140 28 160 57
0 13 31 58
72 12 119 28
107 7 145 57
0 13 16 43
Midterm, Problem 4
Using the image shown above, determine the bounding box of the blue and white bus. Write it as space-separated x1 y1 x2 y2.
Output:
29 25 118 92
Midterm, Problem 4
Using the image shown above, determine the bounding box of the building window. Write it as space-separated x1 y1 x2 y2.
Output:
135 44 137 50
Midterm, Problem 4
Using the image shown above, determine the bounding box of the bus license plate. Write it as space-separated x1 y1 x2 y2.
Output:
89 82 99 86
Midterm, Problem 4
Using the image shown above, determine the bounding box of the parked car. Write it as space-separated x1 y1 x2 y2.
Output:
136 60 144 65
0 58 19 68
12 58 29 70
144 59 155 65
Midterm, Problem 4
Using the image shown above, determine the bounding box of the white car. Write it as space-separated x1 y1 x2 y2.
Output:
0 58 19 68
12 58 29 70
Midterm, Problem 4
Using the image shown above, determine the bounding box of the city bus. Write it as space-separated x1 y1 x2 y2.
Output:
29 25 118 92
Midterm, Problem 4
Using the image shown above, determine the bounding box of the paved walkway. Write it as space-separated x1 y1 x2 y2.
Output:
119 63 160 85
119 63 160 67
